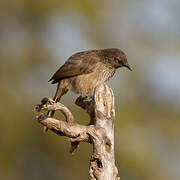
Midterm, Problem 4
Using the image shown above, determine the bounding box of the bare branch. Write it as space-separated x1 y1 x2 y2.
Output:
34 83 120 179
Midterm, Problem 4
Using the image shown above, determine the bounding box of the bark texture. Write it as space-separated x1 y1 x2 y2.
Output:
34 83 120 180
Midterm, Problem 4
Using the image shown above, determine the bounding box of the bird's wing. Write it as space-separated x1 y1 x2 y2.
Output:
49 51 99 84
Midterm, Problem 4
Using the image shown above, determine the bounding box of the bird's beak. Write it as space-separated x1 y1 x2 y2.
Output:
124 64 132 71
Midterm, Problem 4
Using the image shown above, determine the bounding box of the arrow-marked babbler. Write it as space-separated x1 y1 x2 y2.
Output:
46 48 131 129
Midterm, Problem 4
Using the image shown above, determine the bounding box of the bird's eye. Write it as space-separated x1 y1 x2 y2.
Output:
113 57 123 64
114 57 119 63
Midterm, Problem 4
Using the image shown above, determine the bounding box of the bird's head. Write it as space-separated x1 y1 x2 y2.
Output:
101 48 132 71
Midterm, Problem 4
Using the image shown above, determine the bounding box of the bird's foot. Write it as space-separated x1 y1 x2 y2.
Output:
76 95 93 105
75 95 94 111
34 97 55 133
41 97 55 105
34 97 55 112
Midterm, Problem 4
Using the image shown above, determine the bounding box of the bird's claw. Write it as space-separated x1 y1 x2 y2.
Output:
41 97 55 105
48 98 55 105
41 97 49 105
35 97 55 112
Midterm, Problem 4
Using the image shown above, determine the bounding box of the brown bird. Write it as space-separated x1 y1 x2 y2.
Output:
48 48 131 117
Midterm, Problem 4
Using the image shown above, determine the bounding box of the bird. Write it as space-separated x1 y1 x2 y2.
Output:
48 48 132 118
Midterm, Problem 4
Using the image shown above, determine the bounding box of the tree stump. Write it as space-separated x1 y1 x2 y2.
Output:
34 83 120 180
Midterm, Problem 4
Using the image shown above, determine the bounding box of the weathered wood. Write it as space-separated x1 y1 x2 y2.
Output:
34 83 120 180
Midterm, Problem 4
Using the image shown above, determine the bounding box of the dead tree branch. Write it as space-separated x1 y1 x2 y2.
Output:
34 83 120 180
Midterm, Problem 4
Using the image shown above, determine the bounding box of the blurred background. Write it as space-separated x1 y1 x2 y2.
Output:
1 0 180 180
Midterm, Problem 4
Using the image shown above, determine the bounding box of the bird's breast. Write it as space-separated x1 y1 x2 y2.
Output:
70 63 115 95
